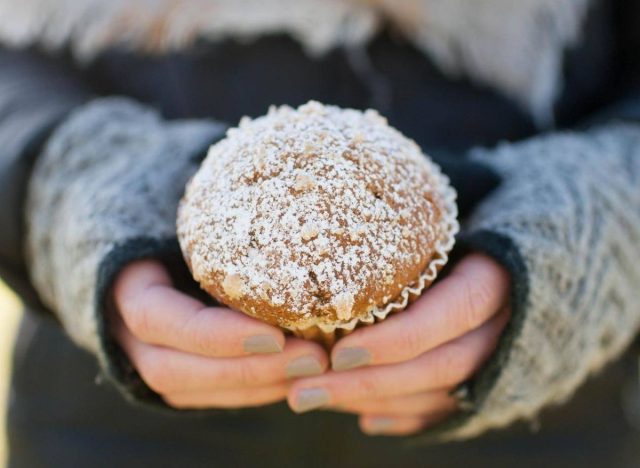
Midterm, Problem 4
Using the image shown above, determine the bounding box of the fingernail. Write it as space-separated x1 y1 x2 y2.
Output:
366 417 396 434
286 355 324 378
332 347 371 371
292 388 330 413
243 335 283 354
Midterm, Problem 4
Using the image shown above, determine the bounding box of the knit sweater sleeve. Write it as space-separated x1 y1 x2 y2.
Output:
0 47 90 302
25 97 227 405
427 123 640 440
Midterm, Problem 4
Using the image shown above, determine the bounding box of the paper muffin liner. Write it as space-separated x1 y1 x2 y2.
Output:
287 161 460 348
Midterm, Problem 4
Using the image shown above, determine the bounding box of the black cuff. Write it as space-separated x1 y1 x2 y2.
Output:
406 229 530 444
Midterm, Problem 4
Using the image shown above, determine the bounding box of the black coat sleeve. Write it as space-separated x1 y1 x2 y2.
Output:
0 48 90 303
583 0 640 125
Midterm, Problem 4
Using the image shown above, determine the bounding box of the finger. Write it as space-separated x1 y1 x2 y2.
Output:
332 253 510 370
331 391 457 416
359 411 454 436
289 309 509 412
114 260 286 357
115 322 328 393
163 384 289 409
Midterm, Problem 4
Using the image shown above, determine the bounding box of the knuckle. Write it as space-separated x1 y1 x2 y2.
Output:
402 325 425 358
436 346 472 386
138 352 173 393
456 272 492 332
352 375 382 401
123 291 154 339
181 311 212 353
235 361 262 387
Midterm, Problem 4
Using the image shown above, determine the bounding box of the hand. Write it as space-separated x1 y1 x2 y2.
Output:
111 260 329 409
287 253 510 436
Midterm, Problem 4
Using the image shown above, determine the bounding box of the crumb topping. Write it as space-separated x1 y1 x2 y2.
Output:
178 101 450 326
333 291 355 321
222 273 245 299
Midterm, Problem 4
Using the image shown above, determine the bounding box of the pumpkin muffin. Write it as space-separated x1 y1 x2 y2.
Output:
177 101 458 346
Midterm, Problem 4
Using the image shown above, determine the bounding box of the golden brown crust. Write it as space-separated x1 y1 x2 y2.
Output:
177 101 454 331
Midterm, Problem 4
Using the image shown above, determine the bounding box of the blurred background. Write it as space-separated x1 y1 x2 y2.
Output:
0 281 21 468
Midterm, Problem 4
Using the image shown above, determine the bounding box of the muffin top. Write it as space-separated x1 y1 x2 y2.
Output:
177 101 455 331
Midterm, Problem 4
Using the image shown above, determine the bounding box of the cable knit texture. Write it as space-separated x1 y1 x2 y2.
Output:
435 123 640 440
25 98 226 362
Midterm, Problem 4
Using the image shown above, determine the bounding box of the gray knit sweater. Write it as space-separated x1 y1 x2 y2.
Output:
26 99 227 386
445 124 640 439
25 98 640 440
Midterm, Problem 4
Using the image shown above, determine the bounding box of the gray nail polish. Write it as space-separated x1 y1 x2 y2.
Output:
286 355 324 378
243 335 282 354
293 388 330 413
332 347 371 371
366 417 396 434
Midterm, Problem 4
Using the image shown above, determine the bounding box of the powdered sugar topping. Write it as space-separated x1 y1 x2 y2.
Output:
178 101 451 328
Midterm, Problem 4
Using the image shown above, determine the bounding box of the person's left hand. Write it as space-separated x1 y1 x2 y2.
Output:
287 253 511 436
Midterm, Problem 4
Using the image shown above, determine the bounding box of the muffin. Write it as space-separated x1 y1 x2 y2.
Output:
177 101 458 346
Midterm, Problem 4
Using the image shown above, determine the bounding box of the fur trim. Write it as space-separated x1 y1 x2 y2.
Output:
0 0 592 123
0 0 378 57
379 0 593 125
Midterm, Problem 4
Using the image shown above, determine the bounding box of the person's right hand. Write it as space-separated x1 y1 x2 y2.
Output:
110 259 329 409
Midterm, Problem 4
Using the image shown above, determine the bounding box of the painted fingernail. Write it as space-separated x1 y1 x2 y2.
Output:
332 347 371 371
286 355 324 378
292 388 330 413
243 335 283 354
365 417 396 434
